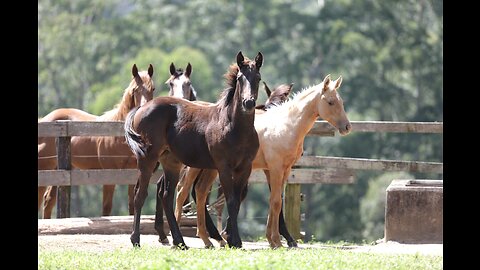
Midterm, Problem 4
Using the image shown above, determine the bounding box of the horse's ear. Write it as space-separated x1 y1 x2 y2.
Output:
148 64 154 77
322 74 331 93
334 76 342 90
263 81 271 97
185 62 192 77
287 83 294 92
132 64 139 78
255 52 263 69
170 63 176 76
236 51 245 67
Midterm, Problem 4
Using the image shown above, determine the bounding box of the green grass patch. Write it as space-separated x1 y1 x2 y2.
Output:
39 246 442 270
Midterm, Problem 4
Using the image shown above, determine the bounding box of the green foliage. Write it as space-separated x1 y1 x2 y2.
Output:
38 246 442 270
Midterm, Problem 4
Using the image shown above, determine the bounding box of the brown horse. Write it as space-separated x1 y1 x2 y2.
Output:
38 63 200 218
175 75 351 248
173 82 293 247
38 109 97 216
124 51 263 249
38 64 156 218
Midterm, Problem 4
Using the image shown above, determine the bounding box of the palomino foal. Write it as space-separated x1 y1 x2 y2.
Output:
176 75 351 248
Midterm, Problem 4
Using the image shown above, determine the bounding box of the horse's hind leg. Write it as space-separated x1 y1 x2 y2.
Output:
102 185 115 216
160 160 188 249
131 157 157 247
154 174 169 245
43 186 57 219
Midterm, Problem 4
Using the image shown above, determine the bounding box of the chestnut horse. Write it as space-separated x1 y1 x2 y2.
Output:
38 64 156 218
175 75 351 248
173 82 293 247
38 63 199 218
124 51 263 249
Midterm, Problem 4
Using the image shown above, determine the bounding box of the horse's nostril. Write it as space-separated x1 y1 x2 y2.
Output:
346 123 352 131
244 99 256 110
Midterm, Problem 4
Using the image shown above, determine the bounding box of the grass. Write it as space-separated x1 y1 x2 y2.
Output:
38 245 443 270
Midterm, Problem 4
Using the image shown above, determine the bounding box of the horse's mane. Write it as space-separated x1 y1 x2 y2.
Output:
262 83 321 114
217 57 253 107
99 71 152 121
217 63 239 108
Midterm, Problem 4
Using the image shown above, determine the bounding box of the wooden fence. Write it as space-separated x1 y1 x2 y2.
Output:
38 120 443 238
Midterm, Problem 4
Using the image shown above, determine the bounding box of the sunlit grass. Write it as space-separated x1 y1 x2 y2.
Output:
39 245 442 270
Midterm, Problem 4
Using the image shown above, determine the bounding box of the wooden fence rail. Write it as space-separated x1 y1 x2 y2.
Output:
38 120 443 238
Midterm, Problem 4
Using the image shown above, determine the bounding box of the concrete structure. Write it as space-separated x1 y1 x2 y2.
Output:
385 179 443 243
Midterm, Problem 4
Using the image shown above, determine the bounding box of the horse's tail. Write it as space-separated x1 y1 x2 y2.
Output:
38 142 46 154
124 106 148 158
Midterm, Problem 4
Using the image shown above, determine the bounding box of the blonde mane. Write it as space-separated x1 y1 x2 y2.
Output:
261 83 322 116
98 71 153 121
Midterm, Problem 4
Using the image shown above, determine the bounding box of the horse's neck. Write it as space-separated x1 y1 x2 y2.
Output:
98 91 133 121
265 87 320 143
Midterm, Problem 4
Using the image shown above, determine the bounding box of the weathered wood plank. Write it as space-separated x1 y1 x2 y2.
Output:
56 136 71 218
67 121 125 136
38 170 71 186
38 168 354 186
38 215 198 236
296 156 443 174
38 120 444 137
312 120 443 133
284 184 303 240
249 168 354 184
70 169 164 185
38 121 68 136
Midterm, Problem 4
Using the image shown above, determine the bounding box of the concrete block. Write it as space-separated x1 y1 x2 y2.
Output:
385 179 443 243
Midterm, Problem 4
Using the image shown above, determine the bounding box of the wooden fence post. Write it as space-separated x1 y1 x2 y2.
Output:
56 136 71 218
284 183 303 240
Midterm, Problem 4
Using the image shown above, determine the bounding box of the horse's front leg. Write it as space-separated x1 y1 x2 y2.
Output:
174 166 201 223
264 170 298 248
43 186 57 219
102 184 115 216
219 165 251 248
154 174 169 245
265 167 285 249
194 169 225 248
127 184 135 215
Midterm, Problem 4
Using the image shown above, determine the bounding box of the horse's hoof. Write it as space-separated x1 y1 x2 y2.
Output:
132 242 141 248
287 241 298 248
130 234 140 247
158 237 170 245
218 240 227 248
204 244 215 249
173 243 189 250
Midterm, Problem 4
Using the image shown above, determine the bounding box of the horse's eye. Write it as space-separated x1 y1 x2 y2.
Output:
152 88 155 92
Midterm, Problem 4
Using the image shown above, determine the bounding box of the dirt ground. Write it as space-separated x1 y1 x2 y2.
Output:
38 234 443 256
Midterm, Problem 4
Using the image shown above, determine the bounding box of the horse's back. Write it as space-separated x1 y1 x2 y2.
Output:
134 97 217 168
39 108 97 122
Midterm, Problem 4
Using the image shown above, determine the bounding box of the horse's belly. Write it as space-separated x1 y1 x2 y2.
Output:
167 135 216 169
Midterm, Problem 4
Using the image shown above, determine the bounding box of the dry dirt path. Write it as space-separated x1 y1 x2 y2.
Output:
38 234 443 256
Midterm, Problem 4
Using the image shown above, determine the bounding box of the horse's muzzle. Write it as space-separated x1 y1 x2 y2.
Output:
243 98 256 110
339 122 352 135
